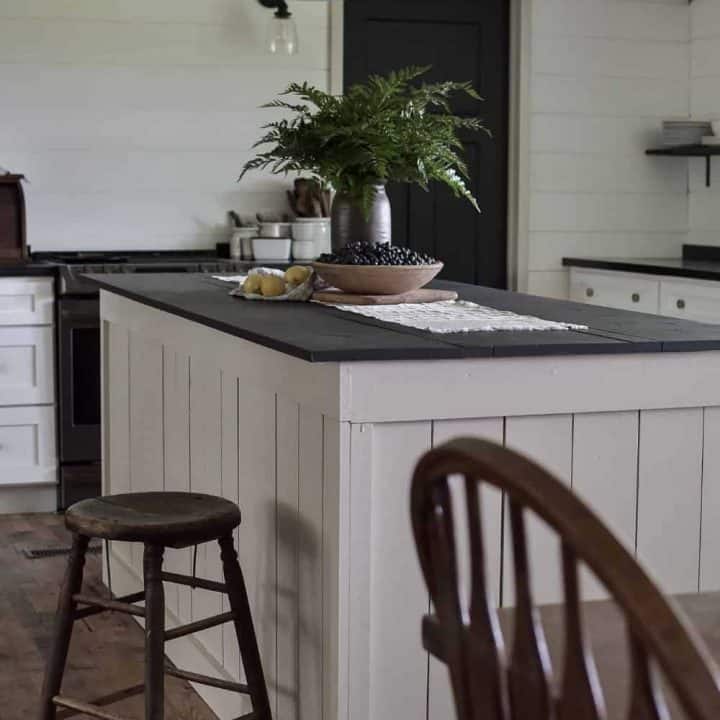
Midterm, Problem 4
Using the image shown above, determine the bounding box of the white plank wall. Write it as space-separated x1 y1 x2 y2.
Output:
504 414 573 605
298 408 325 720
689 0 720 248
637 408 704 593
0 0 331 251
276 395 301 720
221 373 241 686
189 358 225 665
428 418 504 720
572 411 639 600
526 0 690 297
128 330 164 577
162 348 191 626
701 406 720 591
103 321 130 568
236 381 277 717
367 422 432 720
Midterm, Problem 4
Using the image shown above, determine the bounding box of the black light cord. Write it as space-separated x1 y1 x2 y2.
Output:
257 0 291 18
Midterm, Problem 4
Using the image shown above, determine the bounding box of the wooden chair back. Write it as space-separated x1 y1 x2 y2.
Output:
410 437 720 720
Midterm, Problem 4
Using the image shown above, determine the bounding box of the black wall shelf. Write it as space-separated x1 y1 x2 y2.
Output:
646 145 720 187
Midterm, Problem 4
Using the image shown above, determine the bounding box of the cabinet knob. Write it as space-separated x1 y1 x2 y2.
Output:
632 293 640 303
586 288 594 298
677 299 686 310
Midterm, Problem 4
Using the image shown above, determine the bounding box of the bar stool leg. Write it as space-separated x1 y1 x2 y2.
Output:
39 533 89 720
143 544 165 720
219 534 272 720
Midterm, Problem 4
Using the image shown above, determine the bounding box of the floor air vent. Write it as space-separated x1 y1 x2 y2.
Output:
22 545 101 559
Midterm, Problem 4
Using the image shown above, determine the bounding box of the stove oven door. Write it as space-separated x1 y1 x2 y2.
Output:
58 297 101 463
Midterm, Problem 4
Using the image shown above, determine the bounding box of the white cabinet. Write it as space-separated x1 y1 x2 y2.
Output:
0 276 54 325
659 279 720 324
569 269 660 314
569 267 720 325
0 277 57 508
0 326 54 405
0 405 57 486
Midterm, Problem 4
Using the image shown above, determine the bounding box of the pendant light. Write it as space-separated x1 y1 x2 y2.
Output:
257 0 298 56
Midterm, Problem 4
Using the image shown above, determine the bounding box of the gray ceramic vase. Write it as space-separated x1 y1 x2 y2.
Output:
330 184 391 250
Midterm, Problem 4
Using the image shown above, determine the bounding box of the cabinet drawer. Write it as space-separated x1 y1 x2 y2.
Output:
0 326 54 405
0 405 56 486
660 280 720 324
0 277 53 325
569 270 660 313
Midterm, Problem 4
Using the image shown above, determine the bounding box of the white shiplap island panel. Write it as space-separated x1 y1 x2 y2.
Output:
101 290 719 720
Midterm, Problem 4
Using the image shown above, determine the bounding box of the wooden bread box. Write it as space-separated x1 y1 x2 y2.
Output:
0 174 28 261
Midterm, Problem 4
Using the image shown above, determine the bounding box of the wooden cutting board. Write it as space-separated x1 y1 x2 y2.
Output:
312 288 458 305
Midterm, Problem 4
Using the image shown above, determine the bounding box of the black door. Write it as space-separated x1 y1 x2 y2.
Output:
344 0 509 288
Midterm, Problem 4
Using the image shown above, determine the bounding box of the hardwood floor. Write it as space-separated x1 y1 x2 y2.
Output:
0 513 218 720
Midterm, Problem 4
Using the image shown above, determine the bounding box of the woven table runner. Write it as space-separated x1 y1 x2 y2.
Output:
323 299 588 334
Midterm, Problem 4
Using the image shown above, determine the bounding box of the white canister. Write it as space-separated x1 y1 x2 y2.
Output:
292 239 316 261
291 218 330 255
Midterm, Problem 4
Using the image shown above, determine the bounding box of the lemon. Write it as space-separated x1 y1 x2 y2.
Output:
285 265 312 286
243 274 262 295
260 275 286 297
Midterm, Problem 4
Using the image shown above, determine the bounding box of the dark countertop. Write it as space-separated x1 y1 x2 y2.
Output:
0 260 57 277
86 273 720 362
562 256 720 281
563 244 720 281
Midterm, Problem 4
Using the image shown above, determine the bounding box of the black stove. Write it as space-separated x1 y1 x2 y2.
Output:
32 250 246 296
32 249 246 508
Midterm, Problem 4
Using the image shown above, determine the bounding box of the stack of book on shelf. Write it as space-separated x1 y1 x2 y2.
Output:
662 119 713 146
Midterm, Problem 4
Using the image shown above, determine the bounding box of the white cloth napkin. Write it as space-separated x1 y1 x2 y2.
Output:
324 300 588 334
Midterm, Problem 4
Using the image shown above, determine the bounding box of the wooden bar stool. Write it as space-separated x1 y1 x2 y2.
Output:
38 492 272 720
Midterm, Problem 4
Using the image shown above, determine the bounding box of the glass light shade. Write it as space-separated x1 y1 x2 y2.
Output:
267 15 298 55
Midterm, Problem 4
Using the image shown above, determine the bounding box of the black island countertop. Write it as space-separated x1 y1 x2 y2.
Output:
85 272 720 362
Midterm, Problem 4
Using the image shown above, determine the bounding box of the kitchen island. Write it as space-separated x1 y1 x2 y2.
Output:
93 273 720 720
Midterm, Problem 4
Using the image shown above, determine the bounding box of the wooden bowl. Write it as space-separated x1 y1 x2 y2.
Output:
312 262 443 296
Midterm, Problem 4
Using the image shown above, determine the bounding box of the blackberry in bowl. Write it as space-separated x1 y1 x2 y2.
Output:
314 242 443 295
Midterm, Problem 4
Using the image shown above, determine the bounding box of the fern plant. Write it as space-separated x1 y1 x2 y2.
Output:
239 66 488 215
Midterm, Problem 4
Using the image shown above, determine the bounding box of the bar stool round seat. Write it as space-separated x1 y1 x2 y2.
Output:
65 491 241 548
40 490 271 720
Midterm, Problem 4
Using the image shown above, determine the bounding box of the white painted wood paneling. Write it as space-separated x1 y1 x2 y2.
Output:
237 381 277 715
298 408 325 720
162 347 191 626
128 330 163 574
0 277 53 326
572 411 639 600
1 2 330 251
322 416 349 720
188 357 224 665
637 408 703 593
276 395 300 720
524 0 690 295
504 414 573 606
103 321 130 567
220 372 241 684
367 422 432 720
347 423 373 720
700 406 720 591
0 326 54 405
428 418 504 720
689 0 720 250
